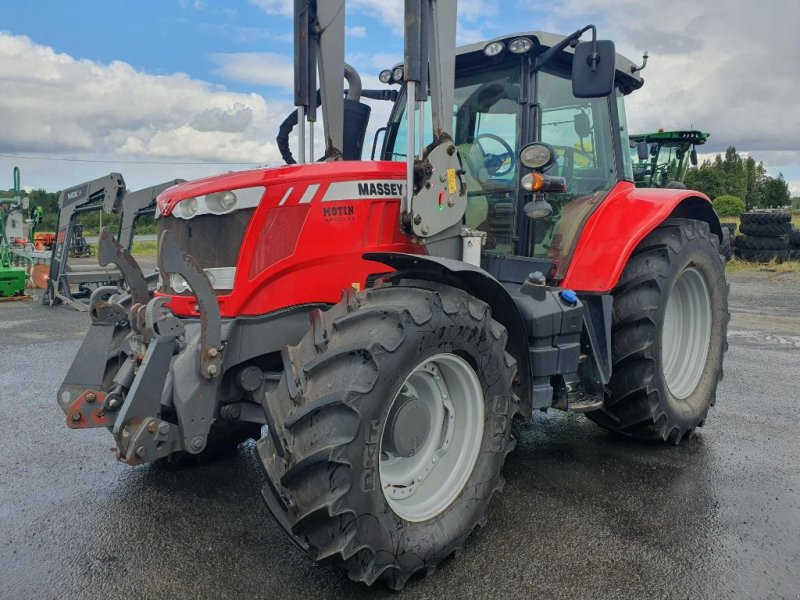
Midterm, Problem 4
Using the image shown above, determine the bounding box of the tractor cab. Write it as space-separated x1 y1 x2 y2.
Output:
380 31 643 281
629 129 710 188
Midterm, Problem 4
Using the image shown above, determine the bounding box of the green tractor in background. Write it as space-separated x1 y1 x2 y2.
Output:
0 167 29 297
630 129 709 189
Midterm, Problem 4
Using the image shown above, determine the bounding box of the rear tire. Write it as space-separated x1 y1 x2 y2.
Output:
740 210 791 225
739 222 792 237
720 227 732 262
664 180 687 189
586 218 729 444
257 284 517 589
734 235 789 250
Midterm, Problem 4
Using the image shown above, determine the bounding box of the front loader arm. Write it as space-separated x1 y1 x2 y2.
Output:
403 0 467 239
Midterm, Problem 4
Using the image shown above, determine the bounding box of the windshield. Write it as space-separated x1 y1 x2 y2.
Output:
384 63 523 252
383 59 619 271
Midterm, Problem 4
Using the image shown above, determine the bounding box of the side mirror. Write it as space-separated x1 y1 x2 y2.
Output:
637 141 649 161
572 40 616 98
690 147 698 166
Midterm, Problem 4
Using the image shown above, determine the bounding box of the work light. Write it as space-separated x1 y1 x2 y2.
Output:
508 37 533 54
520 143 555 170
483 41 504 57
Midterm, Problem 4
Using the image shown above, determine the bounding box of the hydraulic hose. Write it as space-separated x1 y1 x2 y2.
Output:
276 64 365 165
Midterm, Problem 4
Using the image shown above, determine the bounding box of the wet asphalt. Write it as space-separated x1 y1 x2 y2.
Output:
0 271 798 599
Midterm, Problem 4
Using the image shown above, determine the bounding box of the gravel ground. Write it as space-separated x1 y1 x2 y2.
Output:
0 271 798 599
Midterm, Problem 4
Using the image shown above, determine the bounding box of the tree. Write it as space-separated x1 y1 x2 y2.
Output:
683 147 787 209
713 195 746 217
761 172 791 208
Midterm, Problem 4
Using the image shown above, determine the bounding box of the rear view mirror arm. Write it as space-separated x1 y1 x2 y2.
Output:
534 24 596 73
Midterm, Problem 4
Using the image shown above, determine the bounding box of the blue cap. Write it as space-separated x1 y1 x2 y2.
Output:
559 289 578 306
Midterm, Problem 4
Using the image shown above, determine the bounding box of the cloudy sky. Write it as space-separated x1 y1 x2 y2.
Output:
1 0 799 194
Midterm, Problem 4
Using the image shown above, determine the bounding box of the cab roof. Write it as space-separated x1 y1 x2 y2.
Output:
456 31 644 95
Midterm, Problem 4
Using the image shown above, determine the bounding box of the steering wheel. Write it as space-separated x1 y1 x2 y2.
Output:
469 133 515 178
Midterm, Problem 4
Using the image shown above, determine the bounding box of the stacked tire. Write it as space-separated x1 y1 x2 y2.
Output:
734 210 795 262
791 226 800 259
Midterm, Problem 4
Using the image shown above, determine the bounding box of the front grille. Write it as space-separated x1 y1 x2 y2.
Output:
157 209 254 269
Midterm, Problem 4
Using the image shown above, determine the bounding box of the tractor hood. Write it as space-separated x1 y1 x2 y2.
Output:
156 161 406 218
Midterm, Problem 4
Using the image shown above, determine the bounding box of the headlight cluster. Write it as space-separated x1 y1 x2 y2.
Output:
379 64 405 85
170 186 265 220
483 37 534 57
169 267 236 294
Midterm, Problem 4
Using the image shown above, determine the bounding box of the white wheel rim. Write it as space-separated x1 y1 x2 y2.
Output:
661 267 712 400
380 353 484 522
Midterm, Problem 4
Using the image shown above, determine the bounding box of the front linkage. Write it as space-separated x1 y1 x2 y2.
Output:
57 227 224 465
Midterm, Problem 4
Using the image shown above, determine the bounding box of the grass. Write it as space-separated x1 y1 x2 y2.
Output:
130 240 157 256
726 257 800 275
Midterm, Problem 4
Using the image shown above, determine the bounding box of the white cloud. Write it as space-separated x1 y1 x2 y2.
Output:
189 103 254 133
346 25 367 38
249 0 494 41
510 0 800 180
247 0 292 17
0 32 297 190
347 51 402 73
210 51 294 89
529 1 800 153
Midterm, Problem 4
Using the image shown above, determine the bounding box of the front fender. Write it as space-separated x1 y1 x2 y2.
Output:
561 182 722 293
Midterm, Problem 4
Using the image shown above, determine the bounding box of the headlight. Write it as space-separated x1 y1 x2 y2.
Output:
177 197 198 219
379 69 393 84
391 65 404 84
520 143 556 171
206 191 238 213
508 37 533 54
170 273 190 294
483 41 504 57
167 186 265 220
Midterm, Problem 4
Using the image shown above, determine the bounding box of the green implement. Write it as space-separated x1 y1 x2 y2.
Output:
629 129 710 189
0 167 28 296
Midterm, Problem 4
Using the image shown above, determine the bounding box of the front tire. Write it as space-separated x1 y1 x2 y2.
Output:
587 218 729 444
257 284 517 589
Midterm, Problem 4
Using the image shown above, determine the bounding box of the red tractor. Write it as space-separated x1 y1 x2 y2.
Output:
58 0 728 589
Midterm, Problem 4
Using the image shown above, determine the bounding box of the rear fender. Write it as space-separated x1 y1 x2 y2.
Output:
561 183 722 293
364 252 533 417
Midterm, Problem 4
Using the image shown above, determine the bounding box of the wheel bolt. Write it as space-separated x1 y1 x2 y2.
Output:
135 446 146 458
207 347 218 358
85 393 96 403
71 412 81 422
